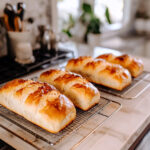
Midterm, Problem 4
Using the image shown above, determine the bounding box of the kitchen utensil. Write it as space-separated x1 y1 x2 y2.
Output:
17 2 26 31
4 3 16 31
17 2 26 21
14 15 22 31
3 3 26 32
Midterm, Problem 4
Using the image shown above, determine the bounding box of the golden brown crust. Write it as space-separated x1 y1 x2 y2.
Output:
97 53 115 61
67 56 93 65
54 73 85 84
15 82 43 98
96 53 144 77
41 69 62 78
39 95 68 121
66 57 132 90
25 83 55 106
39 69 100 110
71 83 97 100
0 79 76 133
115 54 130 61
0 79 31 93
99 64 129 83
0 101 75 134
84 59 106 70
66 56 93 73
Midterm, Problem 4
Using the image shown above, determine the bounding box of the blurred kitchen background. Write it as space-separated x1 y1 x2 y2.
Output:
0 0 150 58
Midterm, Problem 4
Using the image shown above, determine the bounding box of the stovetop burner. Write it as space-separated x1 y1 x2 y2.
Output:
0 49 74 85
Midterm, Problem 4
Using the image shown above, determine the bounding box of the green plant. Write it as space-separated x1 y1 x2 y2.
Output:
105 7 112 24
87 17 101 34
62 3 112 39
80 3 101 35
80 3 93 24
62 14 75 37
79 3 101 42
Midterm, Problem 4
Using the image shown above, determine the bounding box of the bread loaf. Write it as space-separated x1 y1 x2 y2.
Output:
66 56 132 90
96 53 143 77
0 79 76 133
39 69 100 110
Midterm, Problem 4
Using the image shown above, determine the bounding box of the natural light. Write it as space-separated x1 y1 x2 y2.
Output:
94 0 124 24
57 0 79 31
57 0 124 31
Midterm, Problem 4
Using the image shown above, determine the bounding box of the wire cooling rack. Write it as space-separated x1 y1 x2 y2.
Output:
94 71 150 99
0 97 120 146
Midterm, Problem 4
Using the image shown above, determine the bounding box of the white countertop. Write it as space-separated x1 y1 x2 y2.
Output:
55 42 150 150
1 42 150 150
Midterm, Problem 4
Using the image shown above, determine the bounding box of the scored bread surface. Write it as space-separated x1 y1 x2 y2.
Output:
39 69 100 111
66 56 132 90
96 53 143 77
0 79 76 133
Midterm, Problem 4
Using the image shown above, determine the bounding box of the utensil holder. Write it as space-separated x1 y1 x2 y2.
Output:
7 31 34 64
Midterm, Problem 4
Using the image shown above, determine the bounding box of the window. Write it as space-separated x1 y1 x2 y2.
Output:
57 0 80 32
51 0 128 35
94 0 124 24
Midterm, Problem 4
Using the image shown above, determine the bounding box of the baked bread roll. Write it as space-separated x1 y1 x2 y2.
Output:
39 69 100 111
96 53 144 77
66 56 132 90
0 79 76 133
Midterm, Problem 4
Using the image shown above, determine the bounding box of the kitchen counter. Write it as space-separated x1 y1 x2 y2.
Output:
55 42 150 150
1 42 150 150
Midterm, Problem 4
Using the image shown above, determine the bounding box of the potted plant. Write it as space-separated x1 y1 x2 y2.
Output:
79 3 101 45
61 3 112 44
81 3 112 45
87 16 101 46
